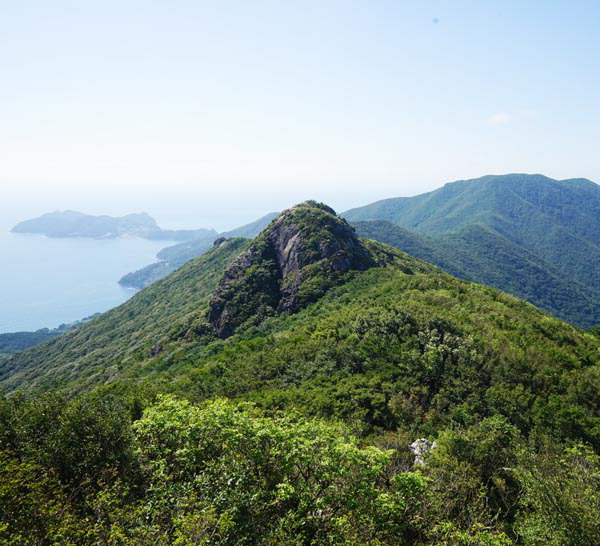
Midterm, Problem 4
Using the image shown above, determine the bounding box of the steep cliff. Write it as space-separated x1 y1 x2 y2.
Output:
207 201 378 338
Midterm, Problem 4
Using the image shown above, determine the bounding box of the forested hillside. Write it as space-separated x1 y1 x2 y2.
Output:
0 237 250 393
1 202 599 544
119 213 279 289
0 314 101 355
344 174 600 328
353 220 600 328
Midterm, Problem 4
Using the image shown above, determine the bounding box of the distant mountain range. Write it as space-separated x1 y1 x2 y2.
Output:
343 173 600 328
10 174 600 329
11 210 216 241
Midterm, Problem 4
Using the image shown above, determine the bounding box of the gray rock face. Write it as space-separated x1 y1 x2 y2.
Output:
270 224 302 278
207 250 257 338
207 201 378 338
410 438 437 466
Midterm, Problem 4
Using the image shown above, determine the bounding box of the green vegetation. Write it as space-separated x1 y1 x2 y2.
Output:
0 237 251 392
344 173 600 328
0 329 62 353
0 314 100 354
0 393 430 544
119 213 279 289
354 220 600 328
1 201 600 544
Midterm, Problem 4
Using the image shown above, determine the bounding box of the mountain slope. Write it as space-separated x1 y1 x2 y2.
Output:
0 237 250 392
344 174 600 327
2 201 598 438
2 201 600 544
1 202 415 392
354 220 600 328
344 174 600 235
3 215 599 446
119 212 279 289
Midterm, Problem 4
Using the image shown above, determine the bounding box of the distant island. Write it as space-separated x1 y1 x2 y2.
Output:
11 210 216 241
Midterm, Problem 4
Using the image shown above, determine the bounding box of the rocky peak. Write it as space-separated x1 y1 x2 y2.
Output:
207 201 378 338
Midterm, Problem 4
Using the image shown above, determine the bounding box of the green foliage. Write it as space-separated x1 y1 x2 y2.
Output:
133 395 426 544
0 388 147 544
0 454 88 545
2 199 600 543
0 392 139 489
0 394 428 544
0 383 599 544
120 213 279 289
420 416 521 538
515 441 600 545
346 174 600 328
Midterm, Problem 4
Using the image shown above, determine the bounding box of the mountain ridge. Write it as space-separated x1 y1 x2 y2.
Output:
0 202 436 392
118 212 279 289
344 173 600 328
354 220 600 328
206 202 381 338
2 199 600 543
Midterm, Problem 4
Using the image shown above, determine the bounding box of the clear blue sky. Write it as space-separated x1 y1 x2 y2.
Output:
2 1 599 229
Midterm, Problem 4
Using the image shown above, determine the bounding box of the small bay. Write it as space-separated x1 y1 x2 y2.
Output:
0 212 173 333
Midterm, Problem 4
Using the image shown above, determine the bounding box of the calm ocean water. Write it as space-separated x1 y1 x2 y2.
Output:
0 213 173 333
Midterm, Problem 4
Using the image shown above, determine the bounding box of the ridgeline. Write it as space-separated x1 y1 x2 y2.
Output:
1 200 600 544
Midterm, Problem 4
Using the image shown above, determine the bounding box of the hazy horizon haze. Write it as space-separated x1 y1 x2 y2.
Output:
2 1 600 229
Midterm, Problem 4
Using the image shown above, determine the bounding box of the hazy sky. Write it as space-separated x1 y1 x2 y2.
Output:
2 1 600 229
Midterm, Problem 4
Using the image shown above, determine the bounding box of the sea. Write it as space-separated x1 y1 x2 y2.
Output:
0 211 175 333
0 190 369 335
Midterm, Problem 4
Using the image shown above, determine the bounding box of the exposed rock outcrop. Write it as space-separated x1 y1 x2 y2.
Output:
213 236 228 247
207 201 378 338
410 438 438 466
